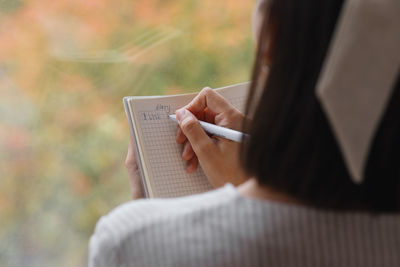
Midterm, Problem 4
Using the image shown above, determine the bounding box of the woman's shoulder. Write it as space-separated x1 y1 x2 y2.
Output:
89 183 400 267
89 184 239 265
108 183 238 222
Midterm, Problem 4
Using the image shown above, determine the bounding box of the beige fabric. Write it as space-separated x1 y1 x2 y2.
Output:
317 0 400 183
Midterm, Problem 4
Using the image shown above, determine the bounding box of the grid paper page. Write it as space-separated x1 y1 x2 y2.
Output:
128 82 249 198
139 110 211 197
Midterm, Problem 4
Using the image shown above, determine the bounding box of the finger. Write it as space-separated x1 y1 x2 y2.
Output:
127 163 145 199
186 155 199 173
182 141 195 161
203 107 216 124
176 127 187 144
176 109 216 159
126 139 144 199
125 139 137 168
183 87 235 116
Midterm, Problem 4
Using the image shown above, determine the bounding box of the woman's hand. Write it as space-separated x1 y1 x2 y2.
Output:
175 87 248 187
125 139 145 199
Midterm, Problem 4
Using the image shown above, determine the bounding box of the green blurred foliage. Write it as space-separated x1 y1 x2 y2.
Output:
0 0 254 266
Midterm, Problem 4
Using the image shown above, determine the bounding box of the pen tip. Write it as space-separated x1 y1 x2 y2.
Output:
169 114 178 122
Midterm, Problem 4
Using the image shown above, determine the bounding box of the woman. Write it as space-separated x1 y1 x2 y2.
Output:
89 0 400 266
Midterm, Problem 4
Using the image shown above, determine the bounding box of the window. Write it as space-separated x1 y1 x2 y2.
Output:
0 0 253 265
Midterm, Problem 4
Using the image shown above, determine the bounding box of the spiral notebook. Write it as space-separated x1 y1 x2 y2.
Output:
123 82 249 198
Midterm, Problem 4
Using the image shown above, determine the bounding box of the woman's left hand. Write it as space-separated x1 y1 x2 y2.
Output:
125 139 145 199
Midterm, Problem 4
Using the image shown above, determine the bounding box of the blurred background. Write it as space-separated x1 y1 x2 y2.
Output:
0 0 254 266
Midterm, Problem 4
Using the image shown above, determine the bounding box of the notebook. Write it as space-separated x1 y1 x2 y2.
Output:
123 82 250 198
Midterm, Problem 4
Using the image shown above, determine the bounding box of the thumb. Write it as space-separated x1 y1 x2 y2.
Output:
176 108 215 159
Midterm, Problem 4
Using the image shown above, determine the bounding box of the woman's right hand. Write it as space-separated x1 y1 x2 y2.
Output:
175 87 248 187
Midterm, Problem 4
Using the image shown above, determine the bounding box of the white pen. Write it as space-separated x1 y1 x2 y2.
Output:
169 114 249 143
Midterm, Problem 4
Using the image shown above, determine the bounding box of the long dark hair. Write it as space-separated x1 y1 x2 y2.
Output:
242 0 400 212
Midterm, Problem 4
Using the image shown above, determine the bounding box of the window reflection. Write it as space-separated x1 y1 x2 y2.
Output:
0 0 253 265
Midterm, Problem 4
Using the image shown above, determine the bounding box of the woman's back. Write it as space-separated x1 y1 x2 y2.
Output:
89 185 400 267
90 1 400 266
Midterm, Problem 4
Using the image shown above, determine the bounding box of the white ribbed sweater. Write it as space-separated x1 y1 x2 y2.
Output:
89 184 400 267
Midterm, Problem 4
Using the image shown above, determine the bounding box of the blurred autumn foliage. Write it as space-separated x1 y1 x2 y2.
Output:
0 0 254 266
